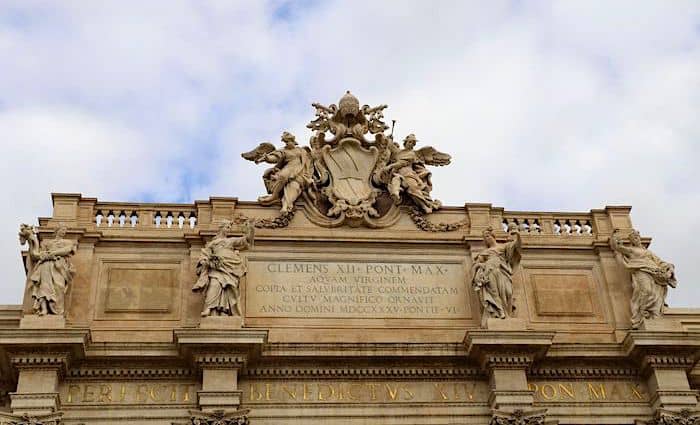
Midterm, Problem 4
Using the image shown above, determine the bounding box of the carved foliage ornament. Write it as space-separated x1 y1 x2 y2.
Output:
242 92 462 230
0 412 62 425
490 409 547 425
646 409 700 425
187 409 249 425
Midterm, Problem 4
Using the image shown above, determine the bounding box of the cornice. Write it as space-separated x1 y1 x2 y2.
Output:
245 366 483 378
66 367 194 379
261 342 467 357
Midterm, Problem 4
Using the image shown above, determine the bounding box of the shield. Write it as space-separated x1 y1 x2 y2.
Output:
322 138 378 205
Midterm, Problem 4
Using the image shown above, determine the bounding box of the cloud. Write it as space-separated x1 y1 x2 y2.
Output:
1 0 699 308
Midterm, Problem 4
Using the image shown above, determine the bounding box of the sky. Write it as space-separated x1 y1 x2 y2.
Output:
0 1 699 307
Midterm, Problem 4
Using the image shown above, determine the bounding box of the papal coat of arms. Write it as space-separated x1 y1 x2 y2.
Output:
242 91 452 228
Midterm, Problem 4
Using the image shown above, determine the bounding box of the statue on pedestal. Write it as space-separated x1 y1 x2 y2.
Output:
19 224 76 316
610 229 677 329
470 224 522 326
193 220 254 318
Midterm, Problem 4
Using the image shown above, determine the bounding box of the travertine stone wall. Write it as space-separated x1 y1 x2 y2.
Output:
0 193 696 425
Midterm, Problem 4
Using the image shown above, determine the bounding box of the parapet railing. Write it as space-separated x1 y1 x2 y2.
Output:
500 212 595 236
92 203 198 230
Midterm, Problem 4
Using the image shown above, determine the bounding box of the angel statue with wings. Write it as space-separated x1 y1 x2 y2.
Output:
382 134 451 213
241 131 314 213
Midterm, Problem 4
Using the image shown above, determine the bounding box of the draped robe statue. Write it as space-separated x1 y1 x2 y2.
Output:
193 220 254 317
610 229 676 329
19 224 77 316
470 225 522 326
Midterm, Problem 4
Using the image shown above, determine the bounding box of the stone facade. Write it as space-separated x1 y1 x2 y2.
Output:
3 93 699 424
0 192 696 424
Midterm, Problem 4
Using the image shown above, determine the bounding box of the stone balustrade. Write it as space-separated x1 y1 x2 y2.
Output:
500 213 594 236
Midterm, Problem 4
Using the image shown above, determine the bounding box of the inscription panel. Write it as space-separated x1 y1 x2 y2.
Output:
241 380 488 404
529 380 649 403
60 381 199 405
246 259 468 320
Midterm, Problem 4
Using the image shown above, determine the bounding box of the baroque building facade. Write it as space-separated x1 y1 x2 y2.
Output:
2 93 699 424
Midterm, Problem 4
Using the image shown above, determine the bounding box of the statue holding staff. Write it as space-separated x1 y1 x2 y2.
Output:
193 220 254 318
470 224 522 326
19 224 77 316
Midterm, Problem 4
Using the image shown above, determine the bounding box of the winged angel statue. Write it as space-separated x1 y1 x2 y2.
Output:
242 91 452 228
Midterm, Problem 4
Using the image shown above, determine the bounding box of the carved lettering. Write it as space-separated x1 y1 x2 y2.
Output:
61 382 197 405
247 260 467 319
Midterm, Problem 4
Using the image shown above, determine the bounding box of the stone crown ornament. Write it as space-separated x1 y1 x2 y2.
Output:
242 91 451 228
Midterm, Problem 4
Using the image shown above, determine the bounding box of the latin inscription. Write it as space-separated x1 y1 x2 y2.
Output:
246 260 468 319
529 381 648 402
60 382 197 405
242 381 488 404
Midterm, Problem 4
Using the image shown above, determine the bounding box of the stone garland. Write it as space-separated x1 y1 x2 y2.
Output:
233 209 296 230
407 206 467 232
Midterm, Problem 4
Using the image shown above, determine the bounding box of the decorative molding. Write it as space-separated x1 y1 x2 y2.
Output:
194 354 247 369
482 355 535 371
530 366 640 379
10 353 69 375
490 409 548 425
66 367 194 379
643 355 696 371
246 366 483 378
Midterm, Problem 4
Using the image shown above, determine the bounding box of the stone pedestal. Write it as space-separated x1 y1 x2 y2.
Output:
19 315 65 329
484 318 527 331
199 315 244 329
638 318 684 332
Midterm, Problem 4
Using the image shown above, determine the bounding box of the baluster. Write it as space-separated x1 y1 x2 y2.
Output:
189 213 197 229
166 212 174 228
178 212 185 229
107 211 115 227
130 211 138 227
583 220 593 235
154 211 162 228
95 210 103 227
553 219 561 235
118 211 126 227
519 219 529 233
531 219 541 234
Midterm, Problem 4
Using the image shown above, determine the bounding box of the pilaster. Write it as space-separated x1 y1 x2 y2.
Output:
624 329 700 415
465 329 554 420
174 328 267 414
9 353 68 416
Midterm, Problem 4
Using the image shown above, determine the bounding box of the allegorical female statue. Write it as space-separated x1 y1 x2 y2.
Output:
19 224 77 316
193 220 254 317
610 229 676 329
470 224 522 326
241 131 314 214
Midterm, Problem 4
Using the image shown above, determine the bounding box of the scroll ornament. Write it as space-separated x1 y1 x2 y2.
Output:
18 224 76 316
242 91 464 230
